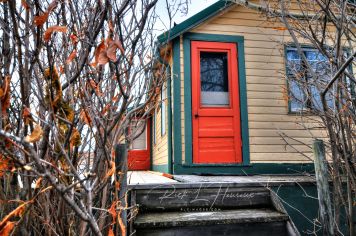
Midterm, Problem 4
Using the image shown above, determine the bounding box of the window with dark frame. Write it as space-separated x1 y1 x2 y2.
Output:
286 47 334 112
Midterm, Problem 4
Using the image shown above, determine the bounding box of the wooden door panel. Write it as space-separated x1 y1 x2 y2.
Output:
128 119 151 170
192 41 242 164
198 137 236 163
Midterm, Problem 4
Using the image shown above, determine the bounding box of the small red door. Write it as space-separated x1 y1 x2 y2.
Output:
128 119 151 170
192 41 242 164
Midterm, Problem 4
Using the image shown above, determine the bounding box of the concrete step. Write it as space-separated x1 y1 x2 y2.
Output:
134 209 289 236
135 186 271 212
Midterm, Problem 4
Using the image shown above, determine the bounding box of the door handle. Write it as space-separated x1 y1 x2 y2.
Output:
194 113 199 118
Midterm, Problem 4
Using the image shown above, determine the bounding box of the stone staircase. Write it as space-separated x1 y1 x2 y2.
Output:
128 184 300 236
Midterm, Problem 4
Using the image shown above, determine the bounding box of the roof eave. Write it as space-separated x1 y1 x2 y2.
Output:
157 0 234 44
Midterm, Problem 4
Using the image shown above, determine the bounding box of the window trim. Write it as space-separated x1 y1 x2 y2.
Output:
285 44 332 114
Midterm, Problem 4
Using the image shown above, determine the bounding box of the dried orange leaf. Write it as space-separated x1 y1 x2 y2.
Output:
43 26 67 42
89 79 103 96
108 227 115 236
33 0 57 26
80 109 92 126
0 201 29 230
70 34 78 45
101 103 111 115
97 51 109 65
59 65 65 74
66 49 77 64
25 124 43 143
23 107 31 118
23 107 32 125
0 221 15 236
21 0 30 10
105 161 115 179
1 76 11 113
273 26 287 31
106 40 118 61
114 36 125 55
91 40 106 67
108 20 114 33
112 94 119 102
0 156 10 177
108 201 118 222
34 177 42 189
70 128 81 147
34 12 49 26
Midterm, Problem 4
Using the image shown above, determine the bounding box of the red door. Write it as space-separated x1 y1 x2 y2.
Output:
128 119 151 170
192 41 242 164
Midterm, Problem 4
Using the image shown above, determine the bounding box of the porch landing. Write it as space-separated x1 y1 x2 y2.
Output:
173 175 316 186
127 171 316 187
127 171 178 185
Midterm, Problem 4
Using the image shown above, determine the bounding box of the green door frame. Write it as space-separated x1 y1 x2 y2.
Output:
171 33 315 175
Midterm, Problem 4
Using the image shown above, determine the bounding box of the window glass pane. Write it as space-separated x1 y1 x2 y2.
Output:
310 85 322 110
310 85 334 111
286 47 333 112
286 50 301 75
200 52 229 106
305 51 330 78
130 120 146 150
289 80 305 112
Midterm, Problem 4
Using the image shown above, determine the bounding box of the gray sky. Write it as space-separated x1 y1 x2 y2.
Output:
154 0 218 35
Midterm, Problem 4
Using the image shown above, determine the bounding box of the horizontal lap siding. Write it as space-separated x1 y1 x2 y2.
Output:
184 4 328 163
180 37 186 163
152 93 169 166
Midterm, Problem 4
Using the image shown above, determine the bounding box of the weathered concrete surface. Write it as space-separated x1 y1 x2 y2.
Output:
134 208 288 228
173 175 315 184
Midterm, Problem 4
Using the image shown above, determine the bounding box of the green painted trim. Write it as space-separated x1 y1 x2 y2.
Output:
152 164 169 173
271 185 319 234
273 184 352 235
182 32 250 169
167 65 173 174
173 163 315 175
183 36 192 165
172 38 182 173
157 0 234 43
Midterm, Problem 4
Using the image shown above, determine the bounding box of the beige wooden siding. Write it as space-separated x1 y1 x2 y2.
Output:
152 82 169 166
180 36 186 163
178 4 331 163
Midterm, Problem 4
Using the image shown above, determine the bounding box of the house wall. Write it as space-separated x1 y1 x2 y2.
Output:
179 4 330 164
152 82 169 170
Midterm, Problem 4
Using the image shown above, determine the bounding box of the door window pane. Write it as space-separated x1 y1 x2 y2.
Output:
130 120 146 150
200 52 229 106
